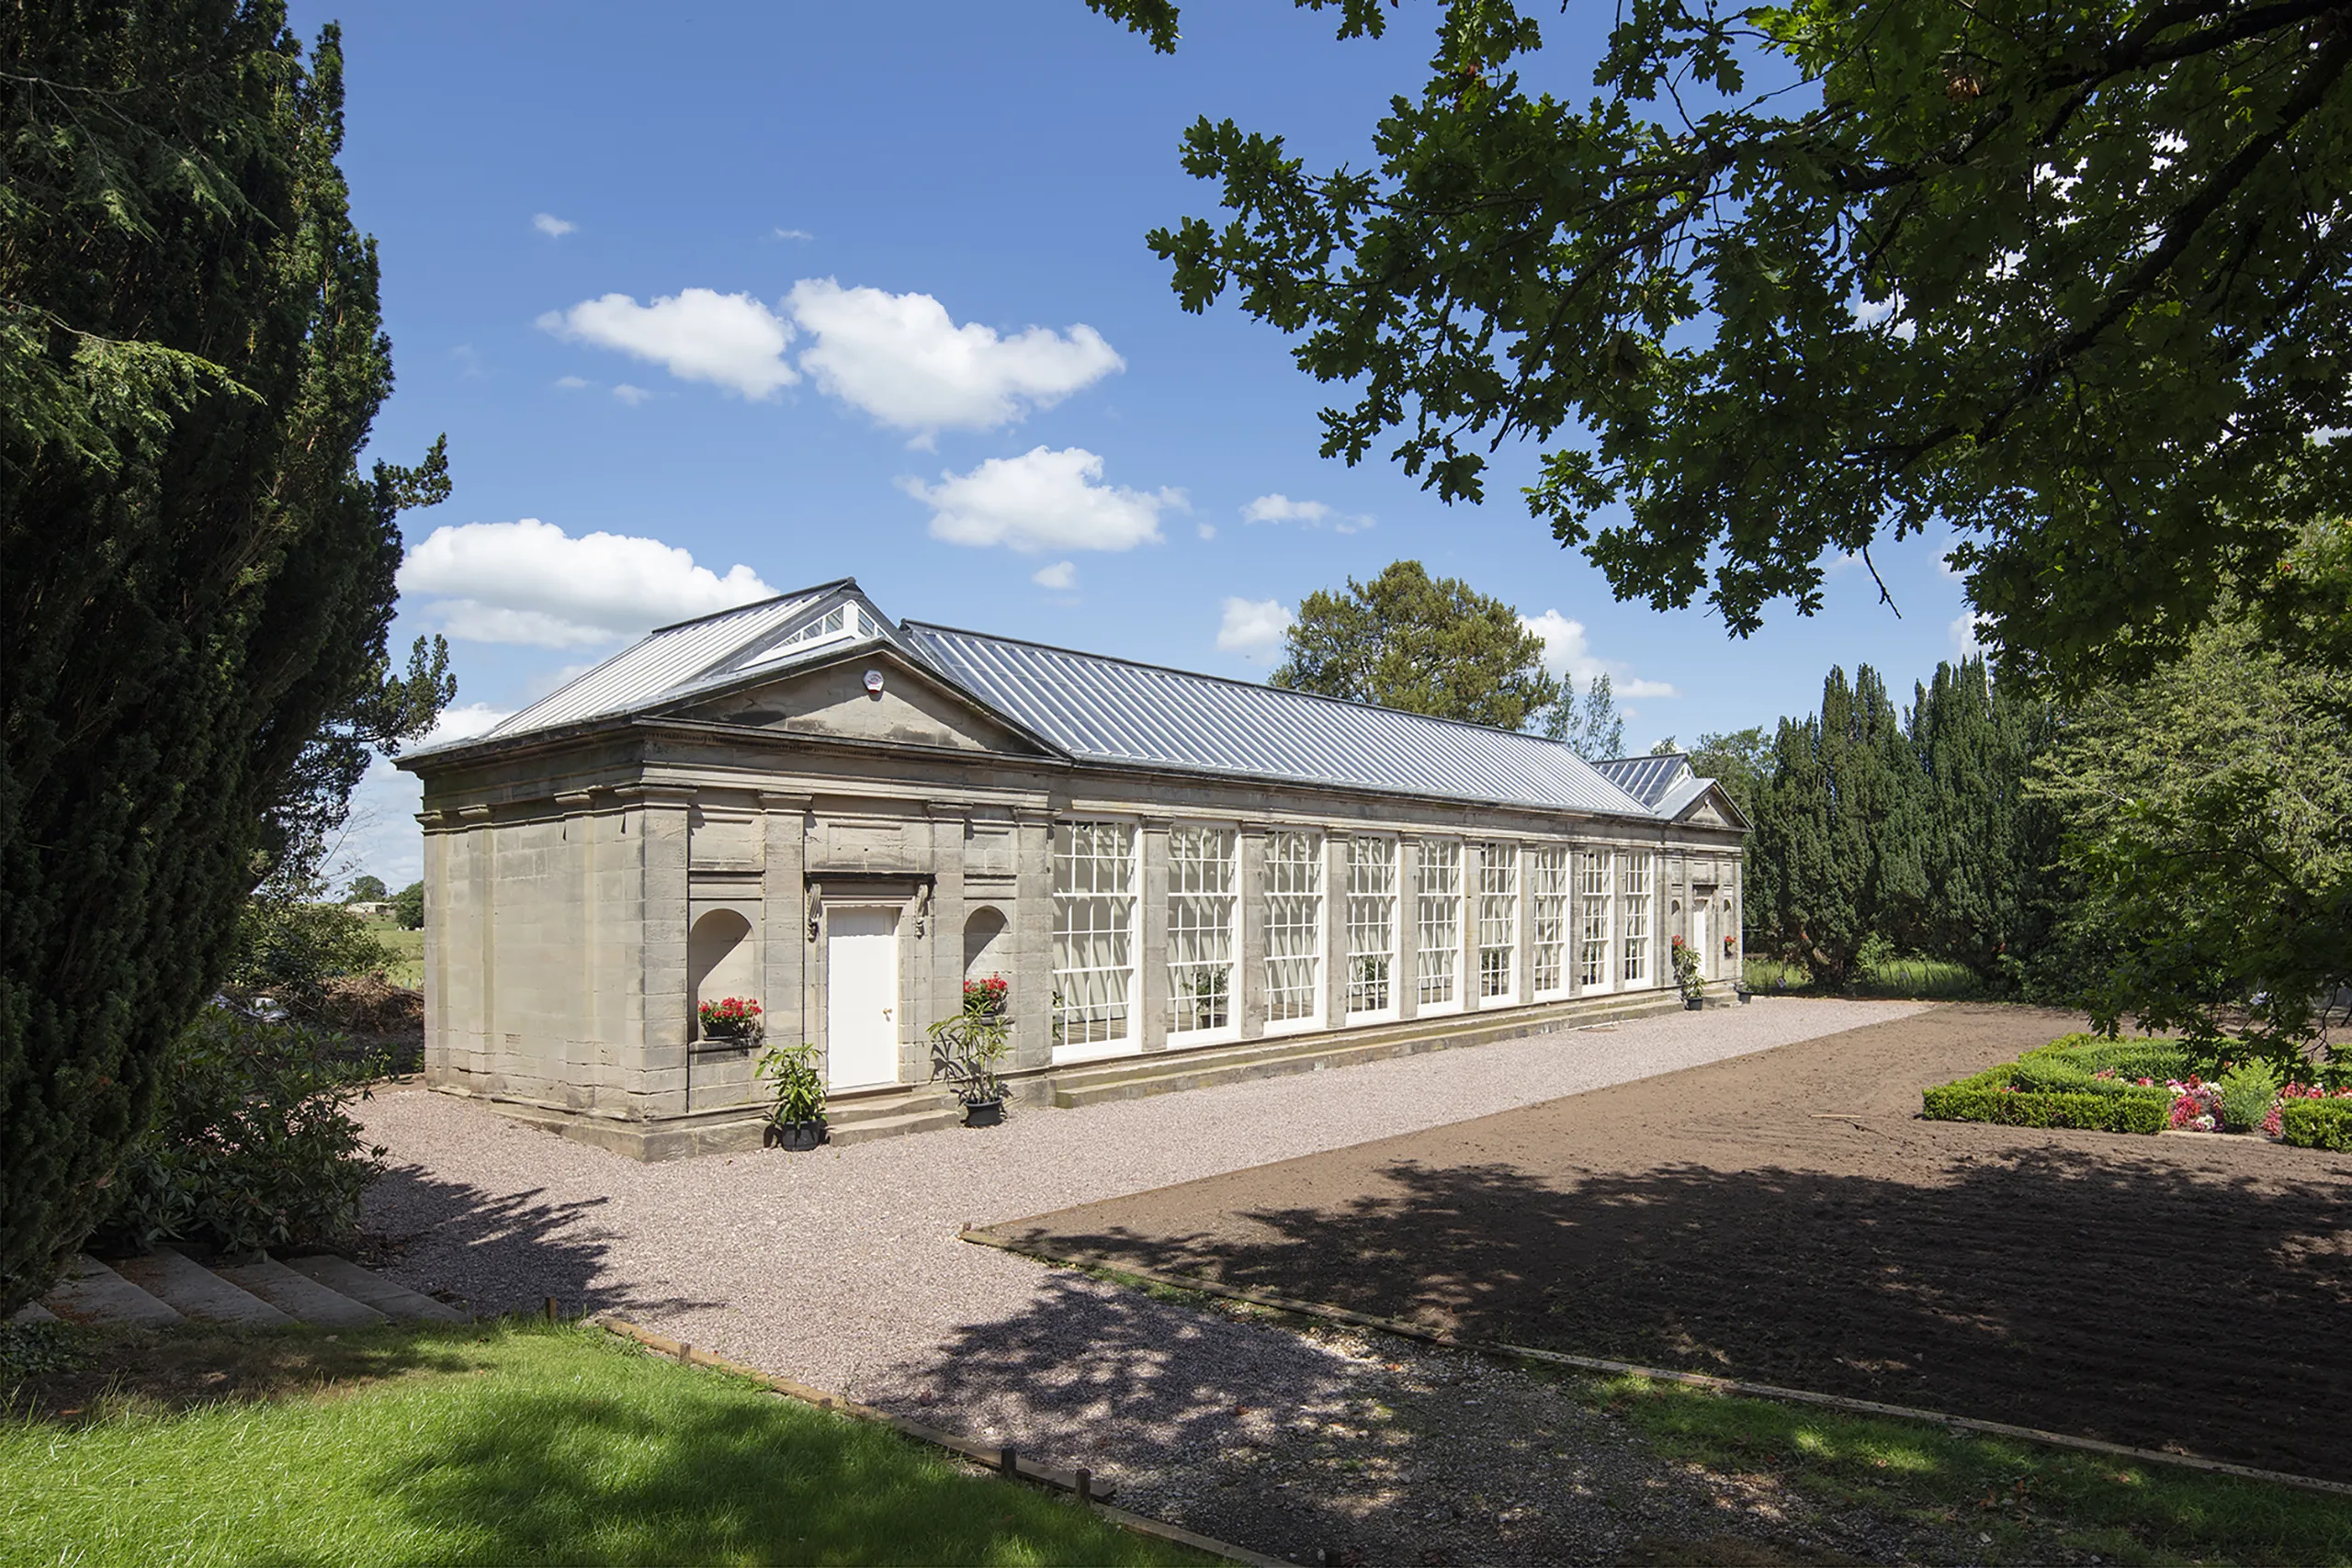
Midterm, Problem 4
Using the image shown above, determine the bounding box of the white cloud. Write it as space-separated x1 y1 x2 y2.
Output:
1031 560 1077 590
1951 611 1987 658
538 289 799 399
555 375 592 390
1197 522 1217 541
788 278 1122 434
533 212 576 238
1520 610 1679 699
422 702 515 746
772 227 813 242
1216 597 1294 659
899 446 1179 554
1240 493 1374 534
398 518 777 648
611 383 652 406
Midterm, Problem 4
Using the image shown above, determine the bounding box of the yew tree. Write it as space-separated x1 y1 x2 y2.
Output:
1091 0 2352 690
1 4 447 1314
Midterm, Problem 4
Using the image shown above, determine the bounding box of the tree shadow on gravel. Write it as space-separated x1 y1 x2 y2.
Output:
360 1165 718 1321
878 1267 1622 1568
989 1149 2352 1484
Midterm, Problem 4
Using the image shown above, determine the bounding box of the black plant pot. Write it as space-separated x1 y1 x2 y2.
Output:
763 1118 828 1151
963 1098 1006 1129
1736 987 1753 1005
1684 996 1705 1010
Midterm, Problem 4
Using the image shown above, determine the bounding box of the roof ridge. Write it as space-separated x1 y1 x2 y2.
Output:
899 618 1582 747
646 576 858 636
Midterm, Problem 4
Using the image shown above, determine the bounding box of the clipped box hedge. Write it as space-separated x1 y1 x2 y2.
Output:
2278 1100 2352 1152
1923 1066 2172 1134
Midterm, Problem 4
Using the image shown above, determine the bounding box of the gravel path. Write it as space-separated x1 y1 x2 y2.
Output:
360 998 1931 1563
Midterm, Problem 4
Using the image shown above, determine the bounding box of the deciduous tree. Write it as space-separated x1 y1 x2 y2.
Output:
1541 672 1624 760
1273 559 1560 728
1091 0 2352 690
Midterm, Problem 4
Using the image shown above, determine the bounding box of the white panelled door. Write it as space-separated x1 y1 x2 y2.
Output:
1691 899 1711 979
825 906 900 1089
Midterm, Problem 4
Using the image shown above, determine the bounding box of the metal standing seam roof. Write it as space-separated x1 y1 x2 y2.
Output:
410 578 1684 824
899 622 1659 818
1591 752 1693 808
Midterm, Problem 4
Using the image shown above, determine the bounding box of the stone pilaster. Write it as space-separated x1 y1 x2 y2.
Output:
1138 819 1170 1052
1320 831 1350 1027
627 785 695 1118
1395 835 1420 1021
761 793 811 1053
1011 810 1054 1071
925 803 967 1041
1237 826 1267 1040
1460 839 1484 1017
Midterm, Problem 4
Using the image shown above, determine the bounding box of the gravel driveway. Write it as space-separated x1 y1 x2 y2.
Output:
360 998 1931 1563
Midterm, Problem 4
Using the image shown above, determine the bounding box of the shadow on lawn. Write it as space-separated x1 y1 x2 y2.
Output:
361 1166 718 1321
357 1375 1176 1568
994 1148 2352 1484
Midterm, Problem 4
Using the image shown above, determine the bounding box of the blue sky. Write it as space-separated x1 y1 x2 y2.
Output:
314 0 1979 888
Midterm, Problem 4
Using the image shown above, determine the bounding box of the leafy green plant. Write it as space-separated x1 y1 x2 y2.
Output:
2217 1059 2282 1134
222 894 398 1021
927 1009 1009 1108
1668 934 1704 1003
391 881 425 931
99 1008 387 1257
752 1042 825 1126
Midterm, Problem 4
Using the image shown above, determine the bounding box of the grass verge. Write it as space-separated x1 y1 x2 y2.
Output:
1 1318 1203 1567
1581 1371 2352 1567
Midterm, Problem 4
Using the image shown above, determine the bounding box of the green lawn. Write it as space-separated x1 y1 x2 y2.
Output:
1 1320 1201 1567
361 914 425 987
1584 1371 2352 1566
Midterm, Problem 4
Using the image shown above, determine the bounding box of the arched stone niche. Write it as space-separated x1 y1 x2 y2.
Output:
963 906 1010 982
689 908 757 1038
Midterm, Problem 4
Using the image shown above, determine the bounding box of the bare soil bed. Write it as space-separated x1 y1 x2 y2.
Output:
978 1004 2352 1485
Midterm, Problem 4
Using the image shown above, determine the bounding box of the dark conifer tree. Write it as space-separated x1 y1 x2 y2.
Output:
1911 659 2060 984
1 6 446 1314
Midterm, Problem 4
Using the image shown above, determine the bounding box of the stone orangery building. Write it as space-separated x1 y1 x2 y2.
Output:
399 579 1748 1158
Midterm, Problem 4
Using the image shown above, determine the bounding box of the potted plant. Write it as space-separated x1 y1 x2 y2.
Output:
699 995 763 1043
930 986 1011 1128
1670 934 1706 1009
754 1040 828 1150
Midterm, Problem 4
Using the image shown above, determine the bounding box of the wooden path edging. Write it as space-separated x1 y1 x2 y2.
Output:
961 1227 2352 1502
589 1313 1287 1567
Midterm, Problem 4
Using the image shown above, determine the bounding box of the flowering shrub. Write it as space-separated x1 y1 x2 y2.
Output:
963 975 1009 1017
1669 934 1705 1002
698 996 763 1039
2165 1077 2222 1133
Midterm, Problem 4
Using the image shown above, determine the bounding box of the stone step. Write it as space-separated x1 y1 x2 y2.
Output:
113 1248 293 1327
826 1105 968 1145
280 1254 468 1324
211 1257 389 1329
42 1255 184 1327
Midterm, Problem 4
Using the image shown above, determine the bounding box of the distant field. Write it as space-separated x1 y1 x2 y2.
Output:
362 915 425 988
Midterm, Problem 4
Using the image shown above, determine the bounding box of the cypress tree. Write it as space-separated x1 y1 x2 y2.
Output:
1749 665 1926 987
1911 658 2060 984
1 6 443 1314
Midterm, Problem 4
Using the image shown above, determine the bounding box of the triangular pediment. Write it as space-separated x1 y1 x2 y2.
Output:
665 648 1049 756
1669 781 1750 831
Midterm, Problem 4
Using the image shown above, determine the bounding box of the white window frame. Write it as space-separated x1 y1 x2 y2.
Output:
1529 844 1572 998
1051 819 1140 1060
1165 825 1237 1041
1578 849 1615 993
1621 850 1655 987
1263 829 1325 1033
1475 841 1518 1003
1416 840 1463 1013
1345 837 1399 1020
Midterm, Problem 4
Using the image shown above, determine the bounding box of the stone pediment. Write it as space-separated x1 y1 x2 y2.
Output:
667 651 1046 757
